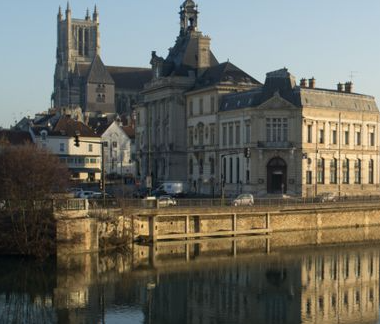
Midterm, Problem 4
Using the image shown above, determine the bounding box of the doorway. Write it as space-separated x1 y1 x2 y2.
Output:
267 158 287 194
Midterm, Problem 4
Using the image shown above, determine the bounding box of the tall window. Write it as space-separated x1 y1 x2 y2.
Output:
235 122 241 145
229 157 233 183
319 129 324 144
307 125 313 143
210 124 215 145
266 118 288 142
199 98 204 115
317 159 325 184
89 144 93 152
189 158 193 175
189 128 194 146
246 170 250 184
330 159 337 184
343 159 350 184
344 130 350 145
60 143 65 152
356 131 361 146
198 124 204 146
199 158 204 175
369 159 374 184
210 96 215 113
236 157 240 184
223 158 227 184
245 122 251 144
228 123 233 146
306 171 313 184
332 129 337 145
354 159 361 184
370 131 375 146
222 124 227 147
210 157 215 175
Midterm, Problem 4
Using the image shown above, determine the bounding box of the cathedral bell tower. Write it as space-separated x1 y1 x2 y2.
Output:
54 3 101 108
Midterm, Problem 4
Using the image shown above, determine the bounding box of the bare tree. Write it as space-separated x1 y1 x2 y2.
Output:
0 144 70 257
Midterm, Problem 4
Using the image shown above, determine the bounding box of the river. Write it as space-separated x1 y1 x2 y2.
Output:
1 227 380 324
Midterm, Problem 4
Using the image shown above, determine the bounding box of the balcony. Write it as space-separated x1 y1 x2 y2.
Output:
257 141 294 149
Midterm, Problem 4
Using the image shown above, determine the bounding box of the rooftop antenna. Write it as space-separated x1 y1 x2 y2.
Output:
349 71 358 82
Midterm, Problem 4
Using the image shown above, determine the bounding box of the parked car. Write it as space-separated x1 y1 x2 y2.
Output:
232 194 254 207
78 191 98 199
319 192 338 203
158 195 177 207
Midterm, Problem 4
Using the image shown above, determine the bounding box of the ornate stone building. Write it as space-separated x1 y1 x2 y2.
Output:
218 69 379 197
135 0 259 187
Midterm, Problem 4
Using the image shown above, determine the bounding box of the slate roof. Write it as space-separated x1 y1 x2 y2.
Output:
193 61 261 90
75 62 151 91
32 116 99 138
220 68 378 113
87 55 115 85
0 130 33 145
164 34 219 77
107 66 152 90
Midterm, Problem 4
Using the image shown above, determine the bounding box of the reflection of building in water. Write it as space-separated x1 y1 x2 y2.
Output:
301 250 379 324
141 243 380 324
54 253 101 324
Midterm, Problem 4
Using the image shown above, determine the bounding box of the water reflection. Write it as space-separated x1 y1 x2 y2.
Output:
0 228 380 324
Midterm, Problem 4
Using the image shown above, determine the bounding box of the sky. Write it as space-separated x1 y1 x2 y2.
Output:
1 0 380 128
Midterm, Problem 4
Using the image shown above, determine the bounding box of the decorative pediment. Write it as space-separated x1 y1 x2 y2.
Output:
258 93 296 110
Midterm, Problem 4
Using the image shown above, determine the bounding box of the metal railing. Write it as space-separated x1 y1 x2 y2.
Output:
85 195 380 210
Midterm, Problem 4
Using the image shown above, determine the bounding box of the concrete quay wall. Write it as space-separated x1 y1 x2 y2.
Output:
131 203 380 241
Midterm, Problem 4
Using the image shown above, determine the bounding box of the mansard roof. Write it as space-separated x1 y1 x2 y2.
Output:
193 61 261 90
87 55 115 85
220 68 378 113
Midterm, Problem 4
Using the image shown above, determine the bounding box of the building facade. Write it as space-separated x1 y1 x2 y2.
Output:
99 120 136 180
218 69 379 197
32 116 102 182
135 0 259 188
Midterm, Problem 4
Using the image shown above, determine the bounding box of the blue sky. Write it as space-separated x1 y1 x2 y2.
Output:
1 0 380 128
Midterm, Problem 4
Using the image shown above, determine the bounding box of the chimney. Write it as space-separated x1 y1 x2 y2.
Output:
300 78 308 88
337 83 344 92
309 77 316 89
345 82 353 93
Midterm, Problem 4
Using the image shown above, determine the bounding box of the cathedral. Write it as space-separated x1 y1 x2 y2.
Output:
53 3 151 120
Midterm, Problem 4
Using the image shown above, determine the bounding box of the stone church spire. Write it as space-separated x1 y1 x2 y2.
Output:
57 6 62 21
179 0 199 36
